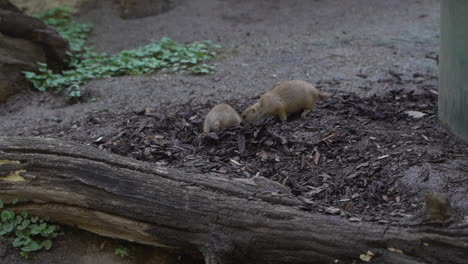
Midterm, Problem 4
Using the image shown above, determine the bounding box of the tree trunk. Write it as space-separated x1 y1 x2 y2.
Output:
439 0 468 142
0 137 466 264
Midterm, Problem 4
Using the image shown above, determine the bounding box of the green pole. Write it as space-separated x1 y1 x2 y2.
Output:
439 0 468 142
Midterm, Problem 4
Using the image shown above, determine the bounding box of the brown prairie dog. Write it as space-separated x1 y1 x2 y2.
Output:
242 80 330 123
203 103 242 133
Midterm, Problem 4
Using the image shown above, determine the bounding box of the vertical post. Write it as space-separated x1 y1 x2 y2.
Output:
439 0 468 142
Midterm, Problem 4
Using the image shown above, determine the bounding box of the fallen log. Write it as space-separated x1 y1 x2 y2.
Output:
0 137 466 264
0 8 69 65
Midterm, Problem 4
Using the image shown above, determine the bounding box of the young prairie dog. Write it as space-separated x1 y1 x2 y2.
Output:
242 80 330 123
203 103 242 133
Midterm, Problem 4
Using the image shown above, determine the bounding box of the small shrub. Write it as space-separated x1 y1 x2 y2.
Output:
37 6 93 53
23 7 221 98
115 245 135 258
0 199 61 258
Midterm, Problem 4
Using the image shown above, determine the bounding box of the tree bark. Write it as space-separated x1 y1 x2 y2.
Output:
0 137 466 264
439 0 468 142
0 8 69 66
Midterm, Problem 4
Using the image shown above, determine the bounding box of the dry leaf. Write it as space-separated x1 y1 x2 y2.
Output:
325 207 341 215
314 151 321 165
388 247 403 254
405 110 427 118
376 154 389 160
99 240 107 250
359 251 374 262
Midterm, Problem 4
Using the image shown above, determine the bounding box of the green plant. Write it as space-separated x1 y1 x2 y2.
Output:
23 7 221 98
0 199 60 258
37 6 93 52
115 245 135 258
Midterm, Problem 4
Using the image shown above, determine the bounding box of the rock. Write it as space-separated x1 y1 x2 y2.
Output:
0 4 70 103
0 35 46 103
0 0 21 12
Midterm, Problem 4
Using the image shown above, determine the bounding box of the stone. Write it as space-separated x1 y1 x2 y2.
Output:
0 34 46 103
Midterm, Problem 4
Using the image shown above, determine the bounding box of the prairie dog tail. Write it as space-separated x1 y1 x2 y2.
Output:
203 121 210 133
318 92 332 99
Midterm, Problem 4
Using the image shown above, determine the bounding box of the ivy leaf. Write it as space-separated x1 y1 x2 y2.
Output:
1 210 15 221
41 225 56 236
20 211 28 219
2 222 14 233
21 241 41 252
17 219 31 231
41 240 53 250
30 223 47 235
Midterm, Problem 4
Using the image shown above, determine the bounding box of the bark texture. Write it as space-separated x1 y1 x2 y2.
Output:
0 2 70 103
0 137 466 264
0 8 69 64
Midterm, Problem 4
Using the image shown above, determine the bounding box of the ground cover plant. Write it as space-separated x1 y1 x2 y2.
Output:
23 7 221 98
0 199 60 258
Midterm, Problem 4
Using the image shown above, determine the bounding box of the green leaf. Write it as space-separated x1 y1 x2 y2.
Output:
23 9 220 99
41 225 56 236
20 211 28 219
12 198 20 205
21 241 41 252
1 210 15 221
13 235 31 247
0 199 3 209
30 223 47 235
2 222 14 233
41 240 53 250
17 219 31 231
14 215 23 225
20 251 29 258
12 237 24 247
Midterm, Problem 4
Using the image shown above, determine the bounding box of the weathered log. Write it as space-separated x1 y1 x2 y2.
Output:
0 2 70 103
0 8 69 65
0 137 466 264
0 0 20 12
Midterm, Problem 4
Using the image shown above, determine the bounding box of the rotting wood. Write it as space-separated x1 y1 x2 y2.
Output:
0 8 69 65
0 137 466 264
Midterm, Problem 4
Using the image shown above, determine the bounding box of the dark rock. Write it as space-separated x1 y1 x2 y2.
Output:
0 35 46 103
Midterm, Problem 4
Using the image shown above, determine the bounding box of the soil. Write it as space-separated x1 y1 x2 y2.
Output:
94 88 467 220
1 0 466 263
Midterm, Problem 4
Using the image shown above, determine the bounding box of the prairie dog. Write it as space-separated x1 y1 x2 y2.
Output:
203 103 242 133
242 80 330 123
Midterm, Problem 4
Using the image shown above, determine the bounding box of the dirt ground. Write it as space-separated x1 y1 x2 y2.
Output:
2 0 466 263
